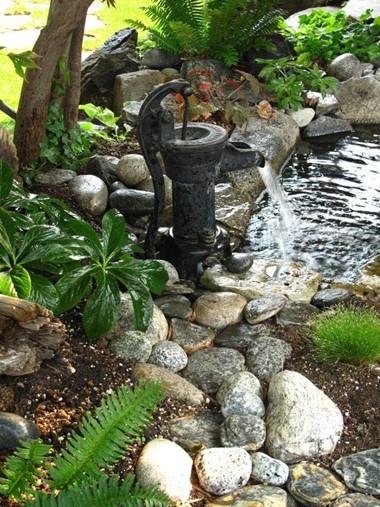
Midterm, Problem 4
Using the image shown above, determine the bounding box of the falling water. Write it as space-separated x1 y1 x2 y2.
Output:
242 126 380 282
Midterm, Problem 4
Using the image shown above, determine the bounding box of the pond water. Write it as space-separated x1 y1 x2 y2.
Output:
242 126 380 283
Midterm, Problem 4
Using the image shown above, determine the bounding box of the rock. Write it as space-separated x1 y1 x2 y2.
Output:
327 53 363 81
141 48 181 69
286 107 315 128
81 155 119 188
120 100 143 126
193 292 247 331
216 371 264 418
194 447 252 495
68 175 108 216
358 256 380 293
108 330 152 362
335 75 380 124
0 412 40 450
116 154 150 187
113 69 163 115
303 116 353 138
34 169 76 185
171 319 215 353
275 301 320 327
136 438 193 502
108 188 155 218
215 184 254 240
305 92 339 117
265 371 344 463
205 484 292 507
133 363 204 406
155 260 180 287
136 174 173 206
250 452 289 487
154 295 193 319
343 0 380 19
215 322 274 351
223 253 254 274
287 462 347 506
311 288 352 309
220 415 266 451
181 59 233 82
148 341 188 372
244 295 288 324
333 492 380 506
182 348 245 394
81 28 139 108
200 260 322 303
246 337 292 382
104 294 168 345
169 412 224 454
332 449 380 495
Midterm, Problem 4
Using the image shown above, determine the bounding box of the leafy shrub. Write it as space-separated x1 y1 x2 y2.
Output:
280 9 380 67
0 381 171 506
126 0 283 67
309 304 380 365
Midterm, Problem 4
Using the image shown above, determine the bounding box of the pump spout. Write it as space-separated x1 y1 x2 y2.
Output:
220 141 265 173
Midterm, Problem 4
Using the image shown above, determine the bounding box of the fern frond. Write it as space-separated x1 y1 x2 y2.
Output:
25 474 171 507
0 439 52 501
47 381 164 491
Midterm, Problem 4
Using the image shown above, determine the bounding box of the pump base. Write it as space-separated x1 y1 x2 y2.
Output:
159 227 231 281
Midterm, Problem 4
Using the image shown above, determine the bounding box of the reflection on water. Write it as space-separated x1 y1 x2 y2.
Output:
242 126 380 282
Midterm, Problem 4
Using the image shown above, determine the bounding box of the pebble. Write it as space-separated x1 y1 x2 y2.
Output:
34 169 76 185
154 294 193 319
148 341 188 372
333 492 380 506
108 188 155 218
245 336 292 381
244 295 287 324
215 322 273 351
216 371 264 418
204 484 292 507
332 448 380 495
220 414 266 451
0 412 41 451
116 153 150 187
311 288 352 309
108 330 152 362
223 253 253 274
193 292 247 331
82 154 119 187
171 318 215 353
69 174 108 216
169 412 224 454
276 301 320 327
250 452 289 487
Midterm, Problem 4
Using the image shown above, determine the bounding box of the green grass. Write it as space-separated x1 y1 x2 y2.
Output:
0 0 151 123
310 304 380 366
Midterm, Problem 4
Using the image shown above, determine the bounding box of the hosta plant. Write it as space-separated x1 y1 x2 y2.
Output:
0 381 171 507
309 304 380 365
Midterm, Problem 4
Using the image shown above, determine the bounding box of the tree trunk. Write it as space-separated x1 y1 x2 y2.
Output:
13 0 94 166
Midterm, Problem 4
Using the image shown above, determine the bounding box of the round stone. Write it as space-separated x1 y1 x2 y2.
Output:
69 175 108 216
0 412 41 451
220 415 266 451
244 295 287 324
148 341 188 372
108 330 152 362
251 452 289 487
193 292 247 331
223 253 254 274
311 288 352 309
117 153 150 187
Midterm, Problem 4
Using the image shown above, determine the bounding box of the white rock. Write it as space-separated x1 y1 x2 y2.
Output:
286 107 315 128
193 291 247 331
216 371 264 418
250 452 289 486
194 447 252 495
117 153 150 187
69 175 108 216
136 438 193 502
265 370 344 463
148 341 188 372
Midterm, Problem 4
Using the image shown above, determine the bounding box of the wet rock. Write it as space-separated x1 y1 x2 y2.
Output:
220 415 266 451
34 169 76 185
215 184 253 240
108 330 152 362
311 288 352 309
114 69 163 115
169 412 224 454
182 348 245 394
215 322 273 351
333 492 380 506
286 107 315 128
136 438 192 502
0 412 41 451
223 253 253 274
266 371 344 463
171 319 215 353
303 116 353 138
305 91 339 117
81 154 119 188
69 175 108 216
244 295 288 324
116 153 150 187
154 295 193 319
193 292 247 331
148 341 188 372
246 337 292 382
108 188 155 218
141 48 181 69
250 452 289 487
133 363 204 406
194 447 252 495
200 260 322 303
358 255 380 292
204 484 291 507
287 462 346 506
327 53 362 81
335 75 380 124
216 371 264 418
276 301 320 327
332 448 380 495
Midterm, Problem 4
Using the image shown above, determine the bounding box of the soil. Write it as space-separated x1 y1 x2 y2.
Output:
1 156 380 506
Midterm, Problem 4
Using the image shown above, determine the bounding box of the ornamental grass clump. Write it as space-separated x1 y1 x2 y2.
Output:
310 304 380 366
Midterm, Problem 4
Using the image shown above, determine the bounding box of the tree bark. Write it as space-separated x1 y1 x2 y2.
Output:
13 0 94 166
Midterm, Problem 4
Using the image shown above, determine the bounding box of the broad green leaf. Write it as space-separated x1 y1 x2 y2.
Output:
29 274 59 311
10 264 32 299
114 259 168 295
0 208 16 255
55 265 96 315
8 50 40 79
69 219 103 258
0 161 14 200
83 273 121 340
0 272 17 297
16 225 61 263
101 209 129 262
114 271 153 331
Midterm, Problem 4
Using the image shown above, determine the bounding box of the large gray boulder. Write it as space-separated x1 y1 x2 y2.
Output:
335 75 380 124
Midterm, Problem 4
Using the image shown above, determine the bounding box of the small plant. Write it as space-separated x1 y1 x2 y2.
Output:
280 9 380 67
0 381 171 506
79 103 132 143
126 0 283 67
309 304 380 365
